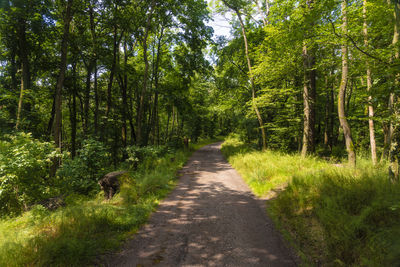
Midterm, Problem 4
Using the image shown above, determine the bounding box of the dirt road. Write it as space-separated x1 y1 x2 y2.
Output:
105 142 299 266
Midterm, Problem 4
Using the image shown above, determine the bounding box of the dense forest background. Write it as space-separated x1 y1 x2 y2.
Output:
0 0 400 216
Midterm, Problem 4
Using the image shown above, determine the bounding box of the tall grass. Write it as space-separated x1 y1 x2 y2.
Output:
222 136 400 265
0 139 218 266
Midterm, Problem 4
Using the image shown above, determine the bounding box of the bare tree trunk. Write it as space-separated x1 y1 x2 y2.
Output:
389 0 400 181
338 0 356 166
89 2 98 134
137 0 155 146
149 27 164 145
53 0 73 150
301 43 316 156
51 0 73 175
15 19 30 130
234 7 267 150
83 64 92 135
70 64 77 158
363 0 377 165
106 24 118 117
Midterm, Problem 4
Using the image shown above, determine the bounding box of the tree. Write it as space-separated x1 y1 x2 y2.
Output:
338 0 356 166
220 0 267 150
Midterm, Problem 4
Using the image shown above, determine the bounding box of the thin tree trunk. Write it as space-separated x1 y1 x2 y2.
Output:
93 61 99 133
363 0 377 165
234 7 267 150
150 27 164 144
165 110 170 142
106 24 118 117
301 43 316 156
70 64 77 158
137 0 156 146
15 19 30 130
389 0 400 181
338 0 356 166
89 2 98 134
83 64 91 135
119 39 129 148
51 0 73 175
53 0 73 150
324 76 332 149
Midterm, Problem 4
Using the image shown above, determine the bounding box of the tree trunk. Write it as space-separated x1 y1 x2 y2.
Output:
51 0 73 175
389 0 400 181
149 27 164 145
83 64 92 135
338 0 356 166
234 8 267 150
301 43 316 156
89 2 98 134
137 0 156 146
15 19 31 130
119 39 129 148
106 24 118 118
70 64 77 158
53 0 73 150
324 76 333 150
363 0 377 165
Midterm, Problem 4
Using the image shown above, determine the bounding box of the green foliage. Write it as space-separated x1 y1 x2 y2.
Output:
124 145 172 171
57 139 111 194
223 136 400 265
0 132 59 217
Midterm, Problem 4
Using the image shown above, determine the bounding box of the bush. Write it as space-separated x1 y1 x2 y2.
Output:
57 139 111 195
124 145 171 171
0 132 60 217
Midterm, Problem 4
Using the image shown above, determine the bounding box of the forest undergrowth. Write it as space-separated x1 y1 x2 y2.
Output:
221 135 400 266
0 139 218 266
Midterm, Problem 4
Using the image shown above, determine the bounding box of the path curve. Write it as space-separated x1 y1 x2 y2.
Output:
105 142 299 266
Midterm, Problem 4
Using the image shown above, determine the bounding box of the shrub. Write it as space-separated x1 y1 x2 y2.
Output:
57 139 111 195
124 145 171 171
0 132 59 217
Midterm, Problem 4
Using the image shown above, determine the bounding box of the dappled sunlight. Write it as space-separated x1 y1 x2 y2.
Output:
105 142 297 266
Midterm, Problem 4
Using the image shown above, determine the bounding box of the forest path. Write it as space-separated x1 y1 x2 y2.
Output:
105 142 299 266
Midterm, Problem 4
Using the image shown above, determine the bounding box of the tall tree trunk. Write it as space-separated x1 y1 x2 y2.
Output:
106 24 118 117
89 2 98 134
149 27 164 145
70 64 77 158
51 0 73 175
10 49 18 92
363 0 377 165
119 39 129 148
338 0 356 166
301 43 316 156
234 7 267 150
93 61 99 133
15 19 31 130
324 76 333 150
165 110 170 142
389 0 400 181
83 64 92 135
137 0 156 146
53 0 73 150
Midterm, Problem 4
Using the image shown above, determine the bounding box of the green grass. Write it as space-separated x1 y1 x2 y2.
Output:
0 140 217 266
222 136 400 266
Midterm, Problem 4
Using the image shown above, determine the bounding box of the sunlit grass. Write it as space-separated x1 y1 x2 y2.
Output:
222 135 400 265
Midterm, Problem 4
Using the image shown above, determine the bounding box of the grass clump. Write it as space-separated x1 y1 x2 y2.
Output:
222 135 400 265
0 140 211 266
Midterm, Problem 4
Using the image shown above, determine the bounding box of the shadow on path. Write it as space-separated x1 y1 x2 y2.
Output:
103 142 299 266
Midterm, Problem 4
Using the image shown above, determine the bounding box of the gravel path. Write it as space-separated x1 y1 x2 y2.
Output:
105 142 299 266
